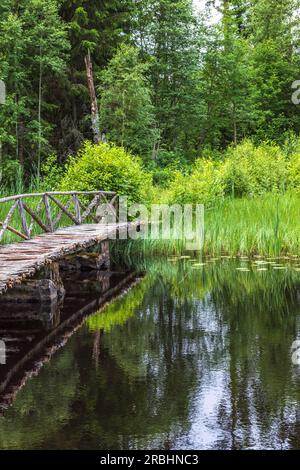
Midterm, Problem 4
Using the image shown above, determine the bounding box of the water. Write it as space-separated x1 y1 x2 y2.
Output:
1 257 300 449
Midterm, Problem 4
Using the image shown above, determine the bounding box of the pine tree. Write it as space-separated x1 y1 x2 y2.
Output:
23 0 70 177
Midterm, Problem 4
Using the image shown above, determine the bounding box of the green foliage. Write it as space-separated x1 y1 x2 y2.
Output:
59 141 152 204
163 159 224 207
155 149 188 169
160 140 291 206
199 22 255 149
221 140 287 197
147 149 188 187
1 0 300 204
287 153 300 191
40 154 65 191
0 0 69 175
135 0 203 157
99 44 157 157
249 0 300 141
0 160 22 189
150 166 177 188
58 0 134 156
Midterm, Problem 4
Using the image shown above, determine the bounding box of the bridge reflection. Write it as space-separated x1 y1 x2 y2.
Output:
0 252 140 411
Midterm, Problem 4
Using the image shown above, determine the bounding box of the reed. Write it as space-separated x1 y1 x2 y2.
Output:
204 192 300 257
113 192 300 258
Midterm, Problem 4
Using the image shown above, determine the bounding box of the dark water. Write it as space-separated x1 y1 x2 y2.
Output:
1 257 300 450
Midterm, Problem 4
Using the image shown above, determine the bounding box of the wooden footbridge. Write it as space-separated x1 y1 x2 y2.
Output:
0 191 131 295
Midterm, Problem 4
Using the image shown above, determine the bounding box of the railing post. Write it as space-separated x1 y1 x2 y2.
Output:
18 198 30 239
115 195 119 223
73 193 82 224
0 199 19 242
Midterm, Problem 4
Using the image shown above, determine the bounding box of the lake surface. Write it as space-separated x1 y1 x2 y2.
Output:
1 256 300 450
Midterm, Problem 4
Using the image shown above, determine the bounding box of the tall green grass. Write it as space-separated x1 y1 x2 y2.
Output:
113 192 300 259
204 192 300 257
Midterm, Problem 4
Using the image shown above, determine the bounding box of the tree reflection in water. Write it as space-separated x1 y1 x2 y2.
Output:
1 258 300 449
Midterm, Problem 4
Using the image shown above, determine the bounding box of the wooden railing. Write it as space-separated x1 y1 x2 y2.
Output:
0 191 117 243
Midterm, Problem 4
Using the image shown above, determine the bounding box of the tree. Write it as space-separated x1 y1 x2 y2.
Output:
99 45 157 157
0 0 69 181
249 0 300 141
133 0 203 159
198 1 255 148
23 0 70 178
59 0 134 153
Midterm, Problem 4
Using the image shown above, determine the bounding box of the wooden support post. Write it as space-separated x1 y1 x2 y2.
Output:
59 241 110 272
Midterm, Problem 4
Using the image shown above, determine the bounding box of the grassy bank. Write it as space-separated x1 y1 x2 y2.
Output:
204 193 300 257
113 193 300 259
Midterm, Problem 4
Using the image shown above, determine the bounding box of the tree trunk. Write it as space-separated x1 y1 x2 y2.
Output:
19 121 24 168
84 50 101 144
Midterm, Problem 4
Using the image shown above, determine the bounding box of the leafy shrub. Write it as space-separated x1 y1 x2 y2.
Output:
155 149 188 169
59 141 152 204
220 142 252 197
151 166 177 188
220 140 287 197
146 150 188 188
41 154 64 191
282 132 300 158
161 140 289 207
164 160 225 207
287 153 300 191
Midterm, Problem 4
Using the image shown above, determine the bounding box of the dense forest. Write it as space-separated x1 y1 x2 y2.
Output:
1 0 300 187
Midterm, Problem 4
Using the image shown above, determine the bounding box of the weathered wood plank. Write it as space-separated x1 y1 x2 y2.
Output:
28 197 44 234
43 194 53 232
0 222 29 241
0 222 133 295
18 199 30 239
48 194 79 225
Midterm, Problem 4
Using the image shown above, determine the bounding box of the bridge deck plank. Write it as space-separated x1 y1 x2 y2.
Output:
0 223 128 295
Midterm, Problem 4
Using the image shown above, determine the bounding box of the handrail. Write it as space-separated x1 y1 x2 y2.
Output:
0 191 116 204
0 190 118 243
